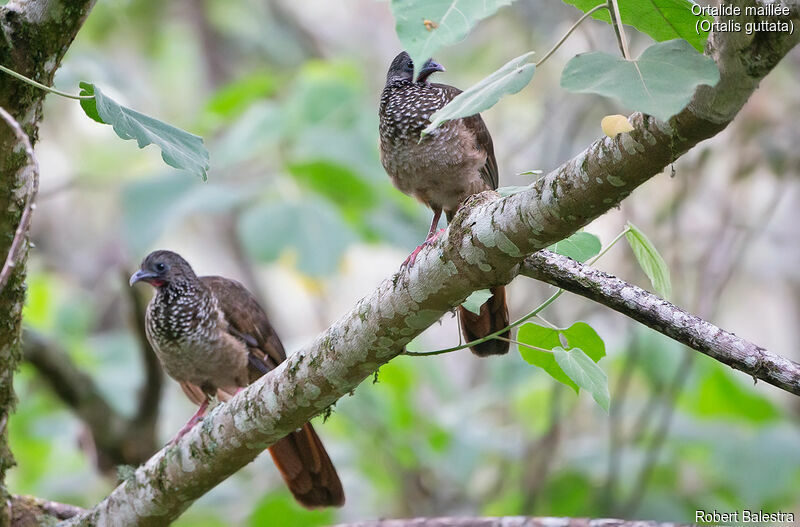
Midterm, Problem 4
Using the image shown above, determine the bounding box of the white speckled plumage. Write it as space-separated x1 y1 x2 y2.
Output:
379 79 492 215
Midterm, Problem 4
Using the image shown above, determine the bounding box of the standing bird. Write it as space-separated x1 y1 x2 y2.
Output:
379 51 509 356
129 250 344 509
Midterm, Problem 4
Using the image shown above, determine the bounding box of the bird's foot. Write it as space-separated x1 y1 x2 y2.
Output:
167 399 209 446
402 228 446 268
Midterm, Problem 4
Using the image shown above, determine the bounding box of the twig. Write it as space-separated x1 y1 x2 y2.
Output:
536 3 609 67
607 0 631 59
0 64 93 100
521 251 800 396
0 106 39 292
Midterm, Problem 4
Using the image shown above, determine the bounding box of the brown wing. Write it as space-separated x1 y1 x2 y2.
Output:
434 83 500 190
200 276 285 382
201 275 345 508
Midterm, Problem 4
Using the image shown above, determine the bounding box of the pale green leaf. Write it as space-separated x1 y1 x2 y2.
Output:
518 321 606 393
553 346 610 411
625 221 672 299
560 39 719 122
390 0 517 79
547 232 601 263
423 52 535 135
461 289 492 315
79 82 210 180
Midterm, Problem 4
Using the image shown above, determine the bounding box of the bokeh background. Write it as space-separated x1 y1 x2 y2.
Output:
8 0 800 525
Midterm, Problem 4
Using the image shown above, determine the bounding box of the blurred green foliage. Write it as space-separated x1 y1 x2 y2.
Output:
8 0 800 525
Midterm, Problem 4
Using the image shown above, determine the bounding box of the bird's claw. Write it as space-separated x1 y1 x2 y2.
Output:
401 228 446 268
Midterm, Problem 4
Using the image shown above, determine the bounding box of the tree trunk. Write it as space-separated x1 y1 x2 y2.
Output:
0 1 97 524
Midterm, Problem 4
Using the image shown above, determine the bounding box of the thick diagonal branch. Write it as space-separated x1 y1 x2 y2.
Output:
66 2 800 524
522 251 800 395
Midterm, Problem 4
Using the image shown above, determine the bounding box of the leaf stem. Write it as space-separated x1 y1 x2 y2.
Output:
0 64 94 101
535 4 609 67
607 0 631 60
405 226 630 357
495 335 554 354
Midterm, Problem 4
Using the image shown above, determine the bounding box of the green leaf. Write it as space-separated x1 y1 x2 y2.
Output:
518 321 605 393
562 0 710 53
205 72 279 119
287 160 376 213
390 0 517 79
684 363 782 424
237 199 357 277
249 492 333 527
461 289 492 315
624 221 672 299
423 52 535 135
547 231 601 263
79 82 210 180
560 39 719 122
553 346 610 411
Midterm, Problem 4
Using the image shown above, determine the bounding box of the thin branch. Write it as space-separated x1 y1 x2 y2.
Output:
521 251 800 395
607 0 630 59
10 494 84 524
0 106 38 292
0 64 94 100
535 3 609 67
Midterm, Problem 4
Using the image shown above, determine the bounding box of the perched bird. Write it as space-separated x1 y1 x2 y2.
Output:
378 51 509 356
130 250 344 508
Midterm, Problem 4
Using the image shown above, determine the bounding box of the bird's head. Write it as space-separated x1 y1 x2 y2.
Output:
129 250 197 289
386 51 445 85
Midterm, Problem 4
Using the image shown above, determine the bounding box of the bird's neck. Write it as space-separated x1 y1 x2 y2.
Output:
149 278 218 343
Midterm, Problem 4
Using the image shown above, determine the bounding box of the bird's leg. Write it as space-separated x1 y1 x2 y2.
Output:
404 208 444 267
169 398 209 445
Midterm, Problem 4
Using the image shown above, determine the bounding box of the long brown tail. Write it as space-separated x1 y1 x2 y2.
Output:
459 285 510 356
268 423 345 509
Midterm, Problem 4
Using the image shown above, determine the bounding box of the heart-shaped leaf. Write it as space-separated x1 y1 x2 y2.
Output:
547 231 601 263
518 321 606 393
553 346 610 411
625 221 671 299
79 82 210 180
391 0 517 79
423 52 535 135
561 39 719 122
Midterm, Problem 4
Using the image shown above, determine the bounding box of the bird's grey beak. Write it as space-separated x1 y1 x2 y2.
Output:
417 60 445 82
129 269 156 286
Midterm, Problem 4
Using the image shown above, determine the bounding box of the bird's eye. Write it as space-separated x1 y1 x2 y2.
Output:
406 61 414 70
155 262 166 272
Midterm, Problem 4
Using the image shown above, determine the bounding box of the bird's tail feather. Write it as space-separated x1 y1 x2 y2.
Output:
269 423 345 509
458 285 510 356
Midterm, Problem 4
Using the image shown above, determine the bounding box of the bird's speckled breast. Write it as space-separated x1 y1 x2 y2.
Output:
146 282 249 392
379 81 489 213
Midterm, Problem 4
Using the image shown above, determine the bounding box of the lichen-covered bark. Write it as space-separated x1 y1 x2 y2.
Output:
522 251 800 395
0 1 97 525
66 2 800 525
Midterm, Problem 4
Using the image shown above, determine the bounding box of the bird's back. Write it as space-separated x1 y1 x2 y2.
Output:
379 81 498 214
